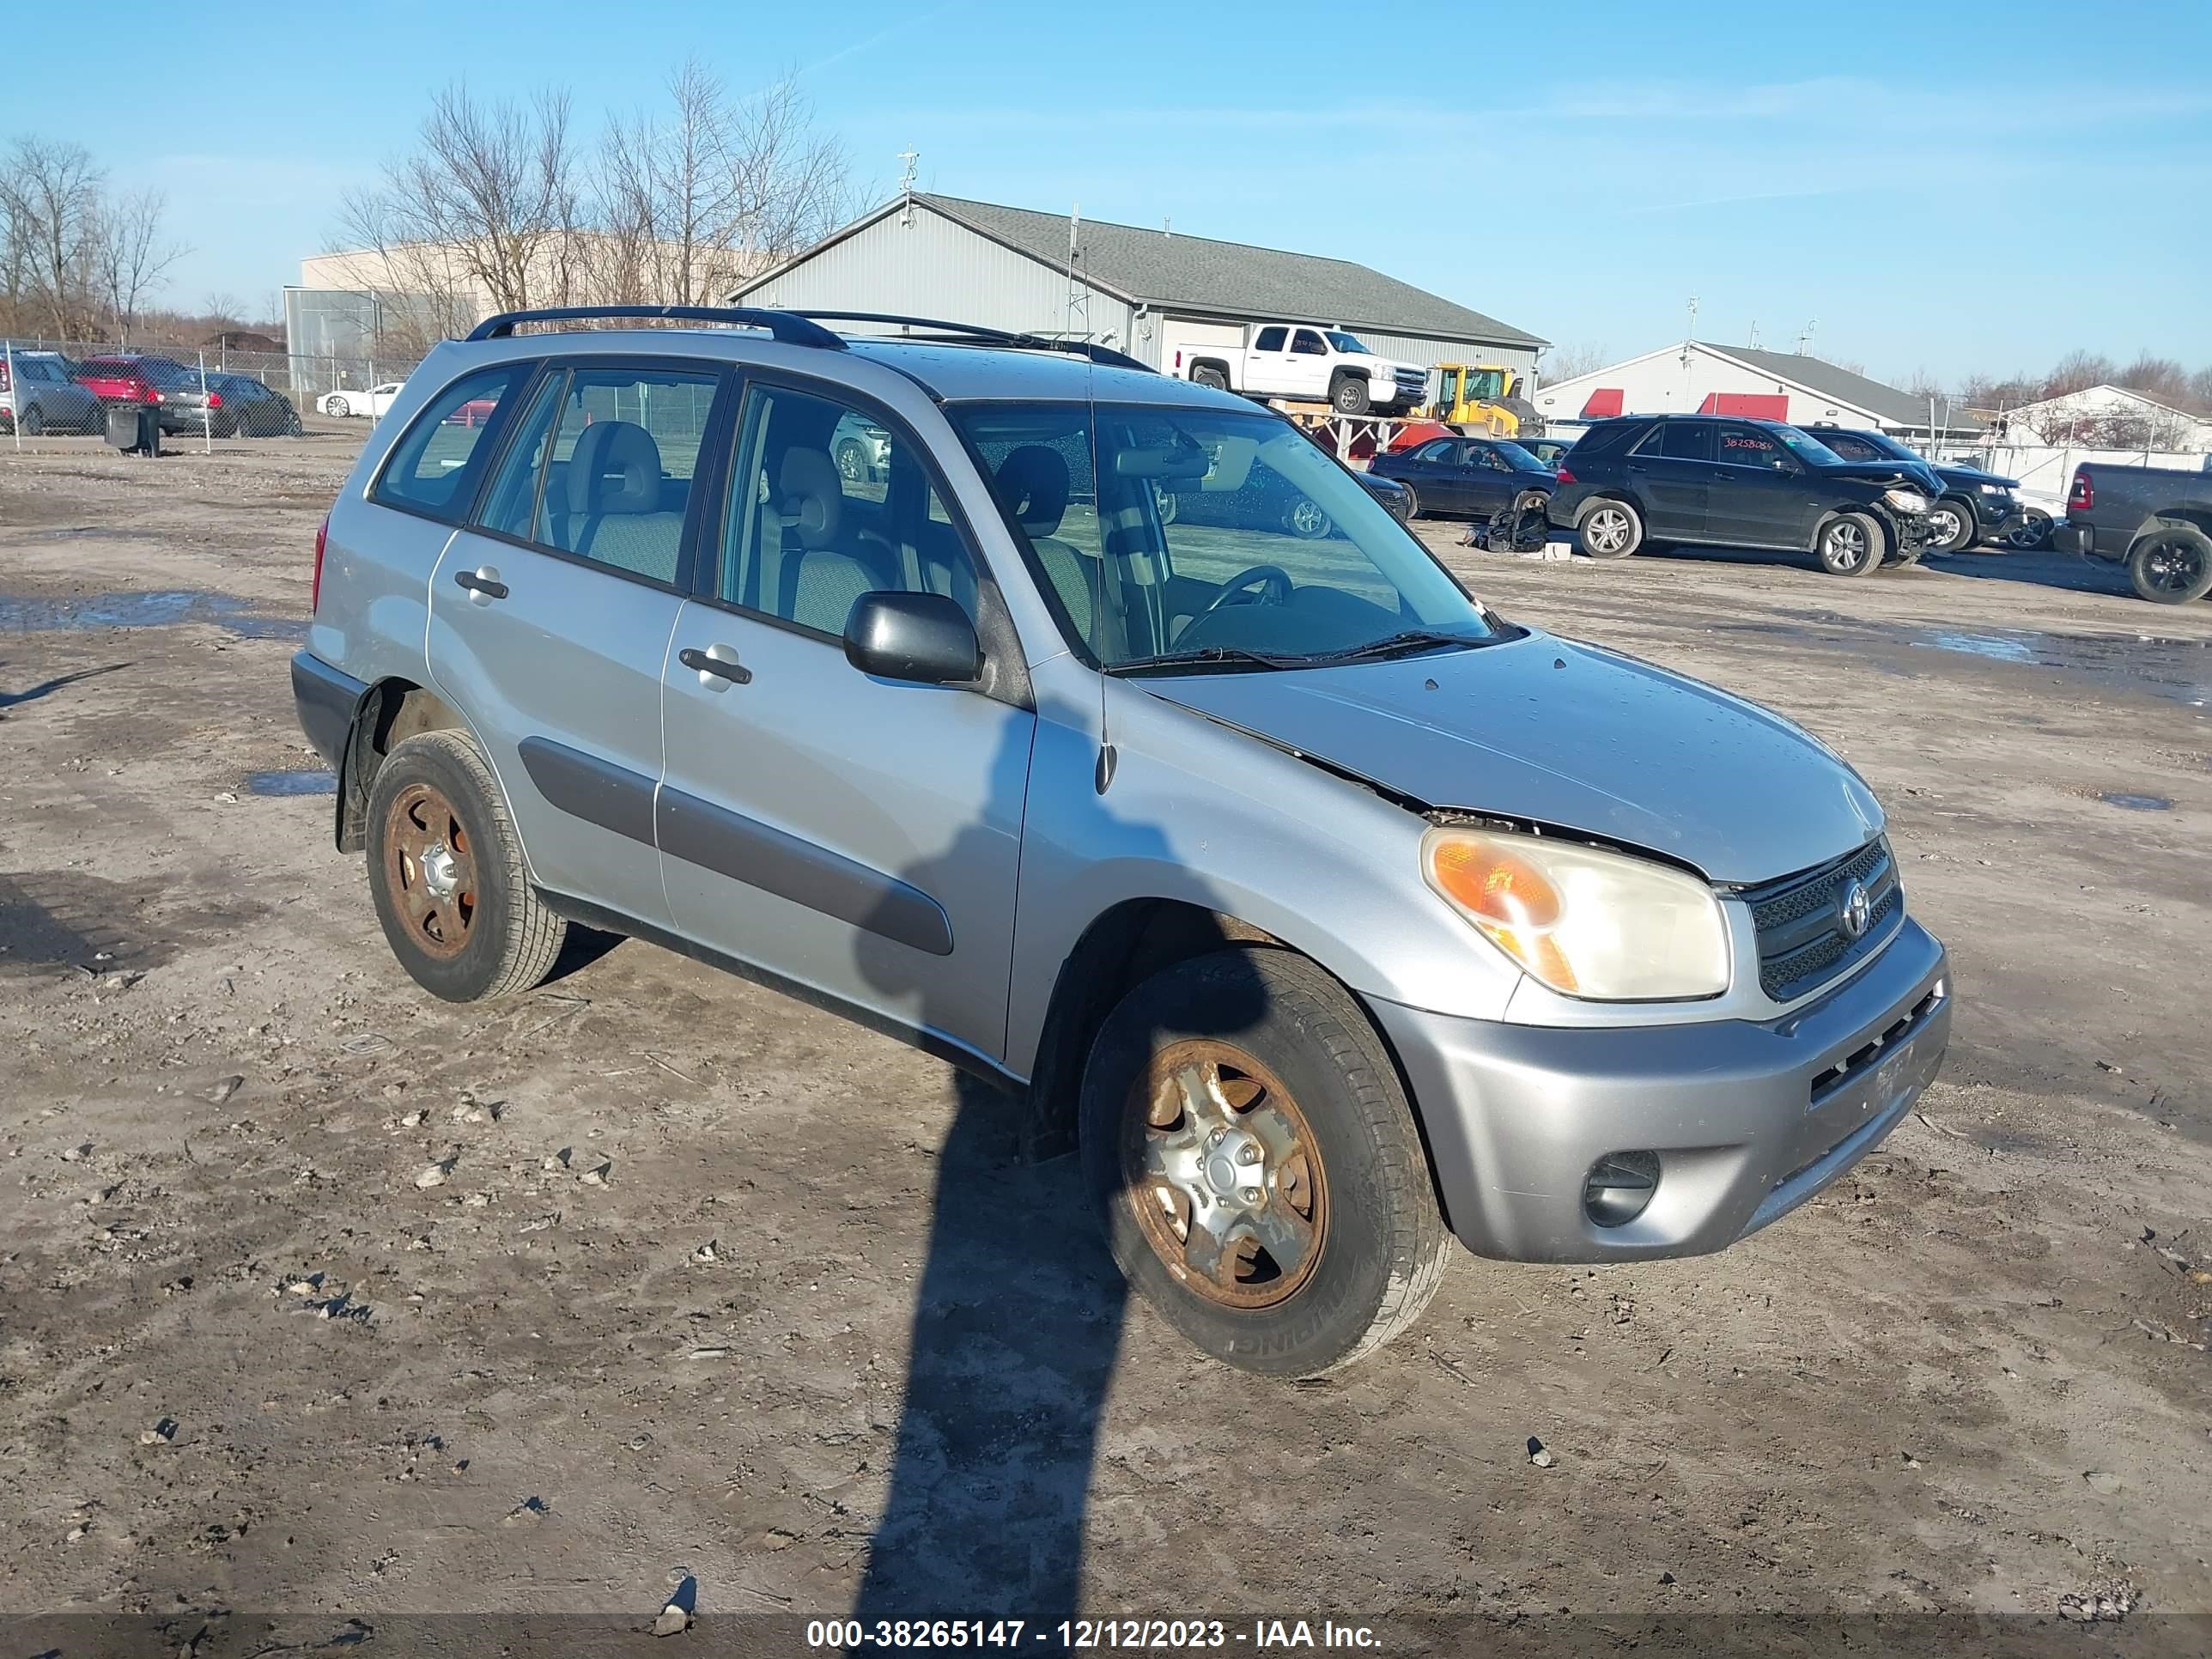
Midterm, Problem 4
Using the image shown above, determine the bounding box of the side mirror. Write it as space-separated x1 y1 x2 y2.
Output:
842 590 981 685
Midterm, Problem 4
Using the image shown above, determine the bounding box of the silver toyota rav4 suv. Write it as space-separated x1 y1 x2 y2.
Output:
293 306 1951 1377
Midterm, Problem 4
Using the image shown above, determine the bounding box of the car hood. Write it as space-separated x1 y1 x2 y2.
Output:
1814 459 1936 489
1138 630 1882 884
1939 464 2016 489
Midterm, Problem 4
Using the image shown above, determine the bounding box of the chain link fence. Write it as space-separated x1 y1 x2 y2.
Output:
1 332 428 452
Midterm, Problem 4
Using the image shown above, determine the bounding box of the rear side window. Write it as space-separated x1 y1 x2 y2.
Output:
1820 431 1879 460
372 364 533 522
1254 326 1287 352
1657 422 1713 462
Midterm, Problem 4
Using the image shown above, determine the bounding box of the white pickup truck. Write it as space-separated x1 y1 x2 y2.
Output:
1169 323 1430 416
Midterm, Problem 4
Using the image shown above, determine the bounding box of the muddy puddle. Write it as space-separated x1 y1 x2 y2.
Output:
245 769 337 796
0 589 306 640
1714 618 2212 708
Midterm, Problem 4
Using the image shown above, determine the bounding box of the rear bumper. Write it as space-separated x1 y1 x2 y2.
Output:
1367 917 1951 1263
2055 518 2118 561
292 650 367 771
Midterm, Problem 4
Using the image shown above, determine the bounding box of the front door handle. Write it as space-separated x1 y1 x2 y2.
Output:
679 645 752 688
453 567 507 602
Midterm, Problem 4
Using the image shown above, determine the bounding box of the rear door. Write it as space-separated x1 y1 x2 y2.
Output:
1625 419 1711 540
658 374 1034 1064
426 356 731 930
1243 325 1291 393
1706 422 1813 548
1288 329 1333 398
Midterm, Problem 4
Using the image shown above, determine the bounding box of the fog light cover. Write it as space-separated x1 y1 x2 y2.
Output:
1583 1151 1661 1227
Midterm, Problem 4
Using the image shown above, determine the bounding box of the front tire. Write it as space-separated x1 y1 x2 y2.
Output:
1330 375 1371 416
1928 497 1978 553
1577 497 1643 559
365 732 567 1002
835 438 868 482
327 394 351 418
21 404 44 436
1818 511 1884 576
2128 526 2212 604
1081 949 1449 1376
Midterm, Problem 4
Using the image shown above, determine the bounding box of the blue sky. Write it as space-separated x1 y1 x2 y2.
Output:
11 0 2209 381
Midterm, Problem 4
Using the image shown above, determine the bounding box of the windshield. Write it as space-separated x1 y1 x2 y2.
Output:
954 403 1504 672
1775 426 1845 465
1323 331 1371 355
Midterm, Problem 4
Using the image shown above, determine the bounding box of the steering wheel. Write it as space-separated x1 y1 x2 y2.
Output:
1197 563 1294 619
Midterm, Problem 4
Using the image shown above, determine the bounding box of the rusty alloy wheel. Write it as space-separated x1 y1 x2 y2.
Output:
380 781 478 961
1123 1039 1328 1310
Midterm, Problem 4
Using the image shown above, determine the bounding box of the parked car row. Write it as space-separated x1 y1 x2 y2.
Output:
0 349 304 437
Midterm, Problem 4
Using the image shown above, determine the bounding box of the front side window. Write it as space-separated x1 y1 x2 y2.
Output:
373 363 534 522
472 364 718 584
720 383 980 637
1291 329 1328 356
956 403 1504 671
1717 423 1796 471
1817 431 1879 462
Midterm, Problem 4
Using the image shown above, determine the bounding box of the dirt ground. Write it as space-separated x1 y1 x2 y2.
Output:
1 434 2208 1653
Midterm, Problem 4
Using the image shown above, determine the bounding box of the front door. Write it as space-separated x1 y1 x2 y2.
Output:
659 374 1034 1065
1625 419 1712 541
428 357 730 930
1706 422 1812 548
1460 441 1520 516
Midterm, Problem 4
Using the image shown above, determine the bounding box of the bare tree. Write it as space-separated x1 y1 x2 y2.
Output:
94 187 186 343
2041 349 2112 399
2115 352 2189 403
3 137 105 337
339 84 579 335
1544 342 1610 380
1899 366 1948 401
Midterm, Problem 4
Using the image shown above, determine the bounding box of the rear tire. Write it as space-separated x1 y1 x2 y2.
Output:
1576 497 1643 559
1192 365 1231 393
1080 949 1450 1377
1818 511 1884 576
21 405 44 436
327 394 351 418
1398 483 1420 520
365 732 566 1002
2127 526 2212 604
2003 511 2051 550
1330 375 1371 416
1929 497 1978 553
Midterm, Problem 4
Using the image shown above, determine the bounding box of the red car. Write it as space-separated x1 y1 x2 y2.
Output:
74 355 221 434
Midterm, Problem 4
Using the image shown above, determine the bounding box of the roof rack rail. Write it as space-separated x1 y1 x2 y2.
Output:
782 311 1152 374
465 305 846 349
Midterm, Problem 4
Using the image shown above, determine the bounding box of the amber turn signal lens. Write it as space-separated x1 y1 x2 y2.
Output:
1429 840 1563 929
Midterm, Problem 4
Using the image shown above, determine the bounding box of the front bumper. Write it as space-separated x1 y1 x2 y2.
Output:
1367 917 1951 1263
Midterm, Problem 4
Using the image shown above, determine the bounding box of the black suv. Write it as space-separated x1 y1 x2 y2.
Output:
1549 414 1938 576
1804 427 2022 554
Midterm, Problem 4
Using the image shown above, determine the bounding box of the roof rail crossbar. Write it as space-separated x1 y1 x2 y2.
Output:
466 305 847 349
781 310 1152 374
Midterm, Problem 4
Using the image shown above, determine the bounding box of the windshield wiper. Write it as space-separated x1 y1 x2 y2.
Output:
1105 644 1304 675
1293 629 1489 665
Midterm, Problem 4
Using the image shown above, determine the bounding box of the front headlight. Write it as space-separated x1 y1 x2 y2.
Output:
1882 488 1929 514
1420 827 1729 1000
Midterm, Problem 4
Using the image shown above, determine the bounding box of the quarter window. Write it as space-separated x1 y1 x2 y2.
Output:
372 364 534 522
720 384 981 636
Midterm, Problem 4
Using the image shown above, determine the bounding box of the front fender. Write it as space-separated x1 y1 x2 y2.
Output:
1002 667 1522 1079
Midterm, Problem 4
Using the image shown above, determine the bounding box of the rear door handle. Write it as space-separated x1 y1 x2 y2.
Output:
679 645 752 688
453 567 507 602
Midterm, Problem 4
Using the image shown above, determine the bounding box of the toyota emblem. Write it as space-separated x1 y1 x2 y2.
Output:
1839 879 1873 940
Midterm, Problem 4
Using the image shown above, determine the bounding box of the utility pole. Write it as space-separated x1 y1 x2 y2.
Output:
1065 204 1085 341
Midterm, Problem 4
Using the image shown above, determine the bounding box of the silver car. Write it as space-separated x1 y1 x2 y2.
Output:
1 350 101 435
292 307 1951 1376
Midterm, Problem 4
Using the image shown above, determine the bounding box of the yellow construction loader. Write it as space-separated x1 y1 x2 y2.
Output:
1428 364 1543 439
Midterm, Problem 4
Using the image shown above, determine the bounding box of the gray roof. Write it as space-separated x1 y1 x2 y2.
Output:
908 194 1544 348
1705 343 1975 429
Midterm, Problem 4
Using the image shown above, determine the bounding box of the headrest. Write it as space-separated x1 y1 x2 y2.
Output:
777 448 842 550
995 445 1069 538
565 421 663 516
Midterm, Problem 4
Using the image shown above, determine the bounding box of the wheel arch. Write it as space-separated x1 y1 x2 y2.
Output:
335 677 471 853
2129 508 2212 552
1184 356 1233 385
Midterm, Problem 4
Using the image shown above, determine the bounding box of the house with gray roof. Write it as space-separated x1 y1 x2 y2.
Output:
732 192 1546 380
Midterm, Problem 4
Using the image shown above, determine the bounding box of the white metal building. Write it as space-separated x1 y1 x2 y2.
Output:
1532 343 1984 441
732 193 1546 380
2002 385 2212 453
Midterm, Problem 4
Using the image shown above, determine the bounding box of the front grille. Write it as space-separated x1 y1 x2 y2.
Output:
1394 368 1427 394
1746 836 1902 1002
